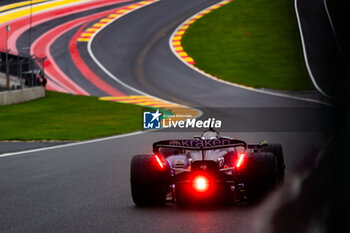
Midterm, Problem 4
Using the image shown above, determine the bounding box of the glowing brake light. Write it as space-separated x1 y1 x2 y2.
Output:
236 153 245 168
193 176 209 192
154 155 164 169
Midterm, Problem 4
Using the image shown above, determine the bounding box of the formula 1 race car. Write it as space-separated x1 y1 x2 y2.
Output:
130 130 285 206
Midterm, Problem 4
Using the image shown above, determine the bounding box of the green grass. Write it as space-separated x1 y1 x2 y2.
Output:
182 0 314 90
0 91 145 140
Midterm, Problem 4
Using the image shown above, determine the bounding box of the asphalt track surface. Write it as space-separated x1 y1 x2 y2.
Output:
0 0 332 232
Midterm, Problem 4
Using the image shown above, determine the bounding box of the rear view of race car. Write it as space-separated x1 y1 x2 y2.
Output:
130 130 285 206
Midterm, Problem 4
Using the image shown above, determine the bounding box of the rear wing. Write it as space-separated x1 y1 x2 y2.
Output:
153 138 247 153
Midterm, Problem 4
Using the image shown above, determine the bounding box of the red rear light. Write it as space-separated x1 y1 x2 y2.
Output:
193 176 209 192
236 153 245 168
154 154 164 169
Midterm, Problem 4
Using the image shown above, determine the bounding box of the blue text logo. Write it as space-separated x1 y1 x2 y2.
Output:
143 110 162 129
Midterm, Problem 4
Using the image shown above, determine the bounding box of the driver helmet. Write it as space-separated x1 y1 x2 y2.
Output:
200 129 220 140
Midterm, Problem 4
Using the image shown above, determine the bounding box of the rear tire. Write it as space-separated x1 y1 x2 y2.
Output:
243 152 278 203
130 154 170 206
260 143 285 184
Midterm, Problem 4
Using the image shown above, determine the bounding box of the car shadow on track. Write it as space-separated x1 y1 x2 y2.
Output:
130 201 255 212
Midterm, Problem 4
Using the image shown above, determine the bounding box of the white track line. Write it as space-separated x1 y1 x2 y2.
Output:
169 0 331 105
323 0 341 52
294 0 330 97
0 131 144 158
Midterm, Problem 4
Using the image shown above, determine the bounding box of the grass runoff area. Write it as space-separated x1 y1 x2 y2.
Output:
182 0 314 90
0 91 145 141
